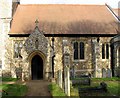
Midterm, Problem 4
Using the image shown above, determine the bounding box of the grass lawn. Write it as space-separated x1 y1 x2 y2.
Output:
71 77 120 97
0 84 27 97
0 77 27 97
0 77 19 82
48 83 66 97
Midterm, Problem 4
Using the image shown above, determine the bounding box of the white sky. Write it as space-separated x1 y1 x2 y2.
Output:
19 0 119 8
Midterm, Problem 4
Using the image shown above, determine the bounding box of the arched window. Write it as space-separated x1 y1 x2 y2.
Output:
102 44 105 59
73 42 85 60
106 44 109 59
102 43 109 59
14 42 19 58
19 42 23 58
74 42 78 60
80 42 84 59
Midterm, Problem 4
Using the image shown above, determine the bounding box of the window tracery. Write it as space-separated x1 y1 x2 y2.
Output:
73 41 85 60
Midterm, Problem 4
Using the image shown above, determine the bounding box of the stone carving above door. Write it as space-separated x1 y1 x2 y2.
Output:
22 26 48 59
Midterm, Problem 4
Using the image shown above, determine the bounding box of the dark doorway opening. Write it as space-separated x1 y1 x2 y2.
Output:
31 55 43 80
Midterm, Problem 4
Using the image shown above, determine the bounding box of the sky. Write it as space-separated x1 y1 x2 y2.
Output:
19 0 119 8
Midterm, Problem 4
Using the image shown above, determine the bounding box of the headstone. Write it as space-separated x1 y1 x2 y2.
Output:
73 66 76 78
102 68 106 78
15 67 22 79
70 66 75 78
70 69 73 78
11 66 17 78
64 53 70 66
64 66 70 96
97 68 101 78
107 69 112 78
57 70 62 88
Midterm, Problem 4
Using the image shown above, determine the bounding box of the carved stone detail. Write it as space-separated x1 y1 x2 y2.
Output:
22 27 48 57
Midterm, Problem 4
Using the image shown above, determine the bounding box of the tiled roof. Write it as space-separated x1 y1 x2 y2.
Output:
9 4 118 35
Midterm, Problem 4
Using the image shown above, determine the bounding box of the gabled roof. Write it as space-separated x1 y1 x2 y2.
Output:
113 9 120 17
9 4 118 35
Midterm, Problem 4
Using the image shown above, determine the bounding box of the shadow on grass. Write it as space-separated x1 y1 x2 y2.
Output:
0 84 27 97
48 83 66 97
72 77 120 97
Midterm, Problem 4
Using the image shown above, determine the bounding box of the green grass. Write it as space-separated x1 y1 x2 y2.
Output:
70 85 79 96
48 83 66 97
91 77 120 96
71 77 120 97
107 81 120 96
0 77 19 82
0 84 27 97
91 77 120 81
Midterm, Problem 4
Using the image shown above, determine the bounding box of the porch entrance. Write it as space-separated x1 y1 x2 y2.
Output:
31 55 43 80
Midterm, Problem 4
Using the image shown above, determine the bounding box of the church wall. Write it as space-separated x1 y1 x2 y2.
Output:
2 37 27 77
96 37 112 77
0 20 3 65
0 0 117 79
99 37 111 68
53 37 63 78
3 35 113 79
0 0 12 70
60 37 112 77
67 37 93 76
0 0 12 18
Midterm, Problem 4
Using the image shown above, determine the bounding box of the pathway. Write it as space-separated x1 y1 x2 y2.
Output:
25 80 52 97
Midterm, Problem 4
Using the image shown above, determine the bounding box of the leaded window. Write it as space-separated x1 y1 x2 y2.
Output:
80 42 84 59
106 44 109 59
73 42 85 60
74 42 78 60
102 44 105 59
102 43 109 59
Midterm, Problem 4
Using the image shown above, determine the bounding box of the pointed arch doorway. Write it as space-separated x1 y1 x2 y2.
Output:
31 55 43 80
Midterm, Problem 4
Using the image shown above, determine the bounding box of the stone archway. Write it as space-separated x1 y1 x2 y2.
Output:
21 26 49 81
31 55 43 80
28 51 46 80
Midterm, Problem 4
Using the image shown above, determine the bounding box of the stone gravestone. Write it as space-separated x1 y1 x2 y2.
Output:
63 41 70 96
57 70 62 88
72 65 76 78
64 53 70 67
106 69 112 78
70 69 73 79
70 66 75 78
15 67 22 79
97 68 101 78
102 68 106 78
64 66 70 96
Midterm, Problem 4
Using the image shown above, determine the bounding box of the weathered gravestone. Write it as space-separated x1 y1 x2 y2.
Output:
79 82 108 94
64 66 70 96
106 68 112 78
102 68 106 78
57 70 62 88
72 75 91 86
